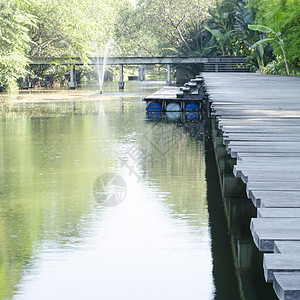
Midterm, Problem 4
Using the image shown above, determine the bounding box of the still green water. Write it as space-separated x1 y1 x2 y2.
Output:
0 82 214 299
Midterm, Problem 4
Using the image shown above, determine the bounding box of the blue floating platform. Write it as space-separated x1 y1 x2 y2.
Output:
166 102 181 112
147 102 162 111
146 111 163 120
185 103 199 111
143 85 205 113
166 112 181 121
185 112 199 120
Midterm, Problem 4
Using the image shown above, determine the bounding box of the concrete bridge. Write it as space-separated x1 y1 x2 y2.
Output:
29 56 247 89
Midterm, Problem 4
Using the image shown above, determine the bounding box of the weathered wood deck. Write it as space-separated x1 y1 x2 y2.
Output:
143 76 207 111
144 86 180 101
203 72 300 300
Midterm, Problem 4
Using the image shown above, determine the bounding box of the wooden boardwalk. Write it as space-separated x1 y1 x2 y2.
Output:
203 72 300 300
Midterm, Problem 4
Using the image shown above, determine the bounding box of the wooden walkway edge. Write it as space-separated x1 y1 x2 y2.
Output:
203 72 300 300
143 75 208 112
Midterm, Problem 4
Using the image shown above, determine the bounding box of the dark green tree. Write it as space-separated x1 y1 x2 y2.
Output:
0 0 36 91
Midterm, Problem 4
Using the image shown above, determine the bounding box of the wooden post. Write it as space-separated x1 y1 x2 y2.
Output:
118 64 125 89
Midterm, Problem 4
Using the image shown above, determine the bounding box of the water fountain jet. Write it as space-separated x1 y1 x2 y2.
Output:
95 37 115 95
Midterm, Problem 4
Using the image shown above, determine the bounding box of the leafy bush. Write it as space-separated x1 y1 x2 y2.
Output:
264 57 300 76
250 0 300 71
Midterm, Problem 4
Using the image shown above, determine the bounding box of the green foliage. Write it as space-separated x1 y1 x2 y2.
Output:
1 0 299 90
1 0 123 90
0 0 36 91
29 0 120 60
205 1 237 55
202 0 260 57
250 37 273 49
249 24 290 74
264 56 300 76
248 24 274 34
115 0 215 56
264 57 288 75
114 2 160 56
249 0 300 72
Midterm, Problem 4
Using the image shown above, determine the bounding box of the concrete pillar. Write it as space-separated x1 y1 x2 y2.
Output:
139 65 146 81
118 64 125 89
175 65 195 85
69 65 77 89
166 64 171 86
20 74 30 89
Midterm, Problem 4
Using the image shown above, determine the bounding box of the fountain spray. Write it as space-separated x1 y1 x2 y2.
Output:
96 37 114 95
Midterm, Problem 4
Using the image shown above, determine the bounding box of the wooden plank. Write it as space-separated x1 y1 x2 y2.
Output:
224 135 300 144
274 241 300 254
236 156 300 162
213 110 300 118
144 87 179 101
250 218 300 251
249 190 300 208
228 142 300 149
237 153 300 158
247 182 300 192
222 126 300 132
273 272 300 300
233 164 299 178
237 170 300 184
260 198 300 209
246 182 300 199
219 119 300 126
229 146 300 158
236 159 300 166
263 254 300 282
235 160 300 167
144 85 205 103
258 208 300 218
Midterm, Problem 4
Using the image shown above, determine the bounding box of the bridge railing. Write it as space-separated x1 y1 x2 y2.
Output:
203 57 249 72
27 56 249 89
29 56 248 72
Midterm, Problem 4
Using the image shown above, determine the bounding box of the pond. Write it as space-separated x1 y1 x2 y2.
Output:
0 81 275 299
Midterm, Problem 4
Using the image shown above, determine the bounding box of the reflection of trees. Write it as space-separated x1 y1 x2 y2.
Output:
139 120 208 228
0 94 206 298
0 100 101 119
0 107 115 298
99 101 208 228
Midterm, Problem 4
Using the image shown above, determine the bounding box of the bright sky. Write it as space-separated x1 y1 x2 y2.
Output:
129 0 137 7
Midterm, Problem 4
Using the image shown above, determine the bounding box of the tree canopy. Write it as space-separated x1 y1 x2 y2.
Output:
0 0 36 90
0 0 299 90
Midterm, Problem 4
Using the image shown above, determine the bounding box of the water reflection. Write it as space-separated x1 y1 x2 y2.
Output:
146 111 202 123
166 111 181 121
185 112 200 121
0 82 214 299
143 104 277 299
0 81 275 299
210 119 277 299
146 111 162 120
